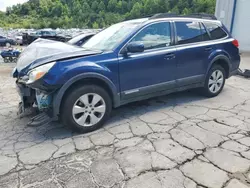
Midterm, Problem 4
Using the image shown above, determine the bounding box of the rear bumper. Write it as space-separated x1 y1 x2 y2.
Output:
228 69 239 77
228 53 241 78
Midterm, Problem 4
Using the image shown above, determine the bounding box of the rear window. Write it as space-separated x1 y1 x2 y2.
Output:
175 21 203 45
203 22 227 40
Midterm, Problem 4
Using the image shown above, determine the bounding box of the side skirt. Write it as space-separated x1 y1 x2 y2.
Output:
119 82 204 106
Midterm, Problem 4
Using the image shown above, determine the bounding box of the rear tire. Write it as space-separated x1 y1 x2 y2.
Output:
61 85 112 133
202 65 226 97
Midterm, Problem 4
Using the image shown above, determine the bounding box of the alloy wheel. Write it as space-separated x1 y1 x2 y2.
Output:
72 93 106 127
208 70 224 93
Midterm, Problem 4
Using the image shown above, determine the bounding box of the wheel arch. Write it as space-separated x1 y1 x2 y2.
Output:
208 55 231 78
53 73 120 118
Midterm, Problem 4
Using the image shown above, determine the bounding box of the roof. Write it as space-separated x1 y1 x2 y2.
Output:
150 13 217 20
123 18 149 24
125 13 222 26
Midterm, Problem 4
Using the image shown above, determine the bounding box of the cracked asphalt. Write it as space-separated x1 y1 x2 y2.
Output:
0 55 250 188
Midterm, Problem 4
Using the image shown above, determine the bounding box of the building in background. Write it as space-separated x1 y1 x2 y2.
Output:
215 0 250 52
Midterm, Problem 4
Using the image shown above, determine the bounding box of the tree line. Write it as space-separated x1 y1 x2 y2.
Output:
0 0 216 29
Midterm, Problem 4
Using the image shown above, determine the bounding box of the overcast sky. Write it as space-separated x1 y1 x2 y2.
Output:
0 0 28 11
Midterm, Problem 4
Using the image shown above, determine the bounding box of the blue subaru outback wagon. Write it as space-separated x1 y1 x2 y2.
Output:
13 13 240 132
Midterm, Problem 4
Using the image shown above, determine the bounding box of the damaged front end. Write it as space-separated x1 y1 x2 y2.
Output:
13 38 102 118
15 75 55 117
13 60 59 118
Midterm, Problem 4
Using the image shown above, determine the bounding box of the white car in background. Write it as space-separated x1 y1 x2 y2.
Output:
15 35 23 45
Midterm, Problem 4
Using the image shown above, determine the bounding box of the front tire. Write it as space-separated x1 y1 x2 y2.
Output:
3 57 10 63
202 65 226 97
61 85 112 133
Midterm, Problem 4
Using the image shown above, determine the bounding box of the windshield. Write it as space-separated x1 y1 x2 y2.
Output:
82 21 143 51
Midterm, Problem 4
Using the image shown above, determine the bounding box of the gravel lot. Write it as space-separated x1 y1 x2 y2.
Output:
0 55 250 188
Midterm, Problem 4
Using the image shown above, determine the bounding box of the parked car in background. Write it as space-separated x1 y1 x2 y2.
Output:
15 35 23 45
22 30 71 45
68 33 95 46
0 36 16 46
13 13 240 133
37 30 56 37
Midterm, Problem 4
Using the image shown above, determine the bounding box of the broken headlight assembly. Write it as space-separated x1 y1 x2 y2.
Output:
27 62 56 84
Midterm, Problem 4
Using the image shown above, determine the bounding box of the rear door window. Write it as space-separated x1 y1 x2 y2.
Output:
175 21 203 45
203 22 227 40
200 23 210 41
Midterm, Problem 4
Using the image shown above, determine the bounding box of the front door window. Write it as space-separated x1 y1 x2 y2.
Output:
131 22 171 50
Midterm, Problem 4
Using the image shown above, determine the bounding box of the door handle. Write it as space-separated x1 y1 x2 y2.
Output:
164 53 175 60
205 47 212 51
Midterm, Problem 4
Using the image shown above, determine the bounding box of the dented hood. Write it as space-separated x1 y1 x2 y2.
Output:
16 38 102 72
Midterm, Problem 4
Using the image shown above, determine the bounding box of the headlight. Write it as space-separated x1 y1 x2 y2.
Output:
27 62 56 84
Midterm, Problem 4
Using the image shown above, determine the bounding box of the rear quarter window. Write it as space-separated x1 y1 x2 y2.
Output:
203 22 227 40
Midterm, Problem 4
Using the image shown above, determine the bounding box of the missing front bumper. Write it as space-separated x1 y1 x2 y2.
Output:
16 82 53 113
35 90 52 110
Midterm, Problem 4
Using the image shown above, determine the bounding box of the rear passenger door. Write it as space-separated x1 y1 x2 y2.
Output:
174 21 210 87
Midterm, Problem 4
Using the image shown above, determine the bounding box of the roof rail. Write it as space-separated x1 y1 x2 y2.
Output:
149 13 217 20
187 13 217 20
150 13 179 19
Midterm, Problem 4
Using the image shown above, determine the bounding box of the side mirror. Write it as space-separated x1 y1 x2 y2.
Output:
127 42 145 53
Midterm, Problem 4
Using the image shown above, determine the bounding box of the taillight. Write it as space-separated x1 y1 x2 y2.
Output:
232 39 239 48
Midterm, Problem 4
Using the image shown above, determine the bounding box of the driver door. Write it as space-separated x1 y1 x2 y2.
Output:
118 22 177 99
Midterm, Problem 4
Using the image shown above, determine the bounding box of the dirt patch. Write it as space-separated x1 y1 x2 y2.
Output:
0 63 15 75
